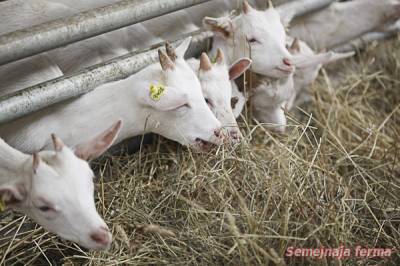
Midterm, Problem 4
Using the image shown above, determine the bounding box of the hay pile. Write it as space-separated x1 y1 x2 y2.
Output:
0 38 399 265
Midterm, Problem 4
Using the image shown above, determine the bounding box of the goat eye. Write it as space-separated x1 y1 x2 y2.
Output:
38 206 53 212
247 37 258 44
205 98 213 107
231 97 239 108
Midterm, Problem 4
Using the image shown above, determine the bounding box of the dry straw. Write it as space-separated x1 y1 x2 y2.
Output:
0 38 399 265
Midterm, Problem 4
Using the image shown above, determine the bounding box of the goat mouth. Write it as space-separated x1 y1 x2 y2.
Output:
276 66 293 75
194 138 213 152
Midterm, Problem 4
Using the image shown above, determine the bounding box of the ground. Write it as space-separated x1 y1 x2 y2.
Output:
0 38 399 265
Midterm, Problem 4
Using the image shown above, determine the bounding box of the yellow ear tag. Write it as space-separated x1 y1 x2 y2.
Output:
150 84 166 101
0 199 6 212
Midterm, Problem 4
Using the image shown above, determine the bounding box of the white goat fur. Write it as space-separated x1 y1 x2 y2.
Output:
187 51 251 141
204 3 294 79
0 120 122 250
0 39 223 152
1 0 250 144
205 1 354 132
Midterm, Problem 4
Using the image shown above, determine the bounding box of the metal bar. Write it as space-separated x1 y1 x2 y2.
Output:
0 0 212 66
0 0 334 124
0 31 212 124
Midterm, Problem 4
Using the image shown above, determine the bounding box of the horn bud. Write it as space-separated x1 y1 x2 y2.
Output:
158 49 175 71
33 153 41 174
200 53 212 71
215 48 225 64
243 0 252 14
165 42 177 61
267 0 273 9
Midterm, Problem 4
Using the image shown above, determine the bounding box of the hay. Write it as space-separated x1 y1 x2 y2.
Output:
1 38 399 265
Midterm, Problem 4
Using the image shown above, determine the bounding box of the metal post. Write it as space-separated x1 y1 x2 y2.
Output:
0 0 212 66
0 31 213 124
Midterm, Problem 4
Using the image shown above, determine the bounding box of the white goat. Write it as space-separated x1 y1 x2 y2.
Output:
249 43 354 132
289 0 400 50
202 1 295 131
187 49 251 142
204 1 295 79
230 40 354 130
0 120 122 250
0 38 223 152
206 1 354 132
251 73 295 132
285 37 355 110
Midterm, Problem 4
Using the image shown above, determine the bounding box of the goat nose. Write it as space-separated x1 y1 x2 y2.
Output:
283 58 293 67
90 226 111 247
214 128 223 138
230 130 242 141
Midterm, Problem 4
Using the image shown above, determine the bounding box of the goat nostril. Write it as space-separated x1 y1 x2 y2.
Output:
230 130 241 140
283 58 292 67
90 228 110 246
214 129 222 138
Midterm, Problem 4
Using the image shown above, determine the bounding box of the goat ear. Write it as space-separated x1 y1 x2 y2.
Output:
0 184 27 208
165 42 177 62
203 16 234 39
175 37 192 59
74 120 122 161
229 58 252 80
323 51 355 65
292 51 355 69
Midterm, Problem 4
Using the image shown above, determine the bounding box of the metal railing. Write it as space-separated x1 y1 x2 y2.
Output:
0 31 212 124
0 0 212 66
0 0 343 124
